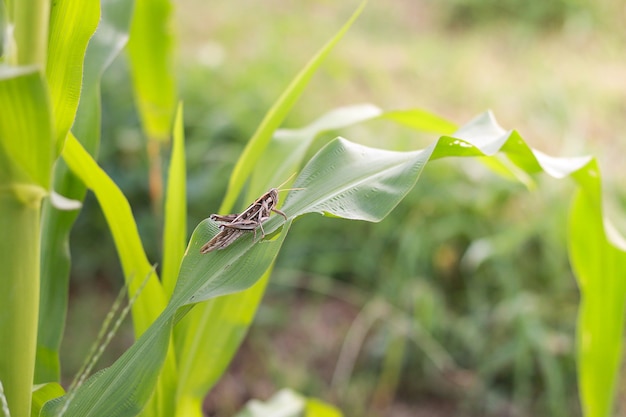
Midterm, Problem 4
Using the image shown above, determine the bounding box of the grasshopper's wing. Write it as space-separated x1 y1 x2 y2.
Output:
200 228 246 253
210 213 240 223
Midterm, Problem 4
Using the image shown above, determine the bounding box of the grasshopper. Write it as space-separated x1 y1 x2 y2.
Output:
200 179 301 254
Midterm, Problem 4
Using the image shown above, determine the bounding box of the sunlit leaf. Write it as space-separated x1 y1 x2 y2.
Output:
568 162 626 417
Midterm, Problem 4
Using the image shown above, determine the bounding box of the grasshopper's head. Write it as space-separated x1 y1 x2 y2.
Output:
266 188 280 208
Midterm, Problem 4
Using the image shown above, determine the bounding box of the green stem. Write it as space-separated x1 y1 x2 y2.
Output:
12 0 50 67
0 192 41 417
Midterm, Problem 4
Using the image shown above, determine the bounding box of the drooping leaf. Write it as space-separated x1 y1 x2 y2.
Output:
61 135 167 336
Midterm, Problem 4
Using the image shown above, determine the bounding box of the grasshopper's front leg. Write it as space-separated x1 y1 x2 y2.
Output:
272 207 287 220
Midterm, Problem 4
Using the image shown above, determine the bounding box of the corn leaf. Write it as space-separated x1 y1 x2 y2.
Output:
61 135 167 335
41 219 292 417
568 163 626 417
162 103 187 297
36 0 103 384
127 0 176 140
46 0 99 152
40 109 623 416
141 104 187 417
37 0 140 384
0 66 53 189
31 383 65 417
173 6 366 408
247 104 456 203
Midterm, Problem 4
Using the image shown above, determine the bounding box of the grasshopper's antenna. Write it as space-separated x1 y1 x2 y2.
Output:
275 172 304 193
276 172 297 190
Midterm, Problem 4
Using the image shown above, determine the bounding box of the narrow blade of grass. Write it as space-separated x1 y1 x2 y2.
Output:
162 103 187 297
219 1 366 213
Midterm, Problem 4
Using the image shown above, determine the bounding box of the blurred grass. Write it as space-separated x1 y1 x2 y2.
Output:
63 0 626 416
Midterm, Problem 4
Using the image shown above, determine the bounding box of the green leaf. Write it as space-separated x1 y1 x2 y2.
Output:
0 66 53 191
305 398 343 417
144 103 186 417
247 104 384 202
219 1 366 213
61 134 167 336
41 220 292 417
46 0 99 152
162 103 187 297
72 0 135 150
378 108 457 134
568 162 626 417
173 5 367 411
127 0 176 140
247 104 458 203
173 271 271 416
31 383 65 417
282 137 424 221
36 0 137 383
40 108 621 416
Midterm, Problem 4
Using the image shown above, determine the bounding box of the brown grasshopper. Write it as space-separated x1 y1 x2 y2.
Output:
200 181 301 254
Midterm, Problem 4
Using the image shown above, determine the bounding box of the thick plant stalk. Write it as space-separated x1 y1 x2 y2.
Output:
0 190 42 417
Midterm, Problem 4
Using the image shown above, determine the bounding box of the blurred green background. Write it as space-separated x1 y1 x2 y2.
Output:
62 1 626 416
